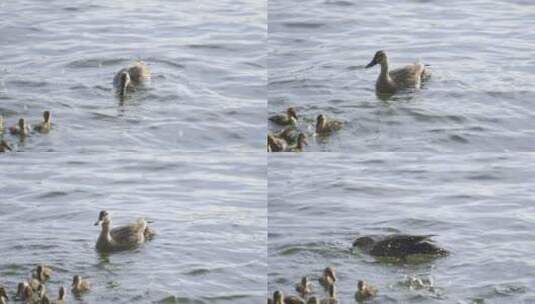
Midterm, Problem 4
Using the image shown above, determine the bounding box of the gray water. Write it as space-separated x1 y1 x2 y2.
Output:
0 0 266 152
268 153 535 303
268 0 535 152
0 153 266 303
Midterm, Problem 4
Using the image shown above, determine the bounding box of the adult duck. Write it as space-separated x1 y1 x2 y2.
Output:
94 210 155 252
365 50 430 95
352 234 448 259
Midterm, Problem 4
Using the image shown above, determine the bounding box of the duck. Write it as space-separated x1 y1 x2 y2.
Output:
318 266 336 289
113 61 151 97
275 127 300 145
352 235 449 259
95 210 155 252
267 133 288 152
272 290 284 304
17 282 30 299
295 276 312 296
269 107 298 126
307 297 319 304
42 286 65 304
355 280 377 302
285 133 308 152
320 284 338 304
315 114 342 134
34 264 52 282
9 118 31 136
365 50 431 95
0 140 12 152
71 275 90 294
0 287 8 304
33 111 52 133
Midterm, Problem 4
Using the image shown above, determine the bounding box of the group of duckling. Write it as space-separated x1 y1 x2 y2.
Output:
268 266 377 304
0 265 89 304
267 107 343 152
0 111 52 152
0 61 150 153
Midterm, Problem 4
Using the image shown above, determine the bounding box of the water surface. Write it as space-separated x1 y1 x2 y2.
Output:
269 153 535 303
268 0 535 151
0 152 266 303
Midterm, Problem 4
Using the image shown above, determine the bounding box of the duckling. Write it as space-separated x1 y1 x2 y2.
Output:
269 107 298 126
295 276 312 296
0 140 12 152
34 264 52 282
0 287 8 304
352 235 449 259
365 50 431 95
71 275 90 294
272 290 284 304
17 282 30 299
267 133 288 152
95 210 155 252
355 280 377 301
9 118 30 136
307 297 319 304
33 111 52 133
318 266 336 289
285 133 308 152
320 284 338 304
113 61 151 97
315 114 342 134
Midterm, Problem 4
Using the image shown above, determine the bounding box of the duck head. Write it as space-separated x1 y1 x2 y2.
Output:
18 118 26 130
323 266 337 282
72 275 82 287
301 276 310 287
273 290 283 304
366 50 387 68
287 107 298 121
0 287 8 301
353 236 374 250
118 71 131 97
316 114 326 133
94 210 111 226
43 111 51 123
357 280 365 291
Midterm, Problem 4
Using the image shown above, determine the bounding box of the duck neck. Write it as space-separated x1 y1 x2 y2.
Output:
100 221 112 242
379 59 390 82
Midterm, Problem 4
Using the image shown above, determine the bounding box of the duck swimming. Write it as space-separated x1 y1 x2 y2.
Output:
355 280 377 302
365 50 430 95
113 61 151 97
95 210 155 252
33 111 52 133
295 276 312 296
267 133 288 152
9 118 30 136
315 114 342 134
269 107 298 126
352 235 448 259
34 264 52 282
318 266 336 289
72 275 90 294
0 140 12 152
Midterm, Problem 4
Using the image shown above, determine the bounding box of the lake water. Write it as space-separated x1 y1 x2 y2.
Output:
0 153 266 303
268 153 535 303
0 0 266 152
268 0 535 152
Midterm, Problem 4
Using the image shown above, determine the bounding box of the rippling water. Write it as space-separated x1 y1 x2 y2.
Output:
0 153 266 303
268 153 535 303
0 0 266 152
268 0 535 151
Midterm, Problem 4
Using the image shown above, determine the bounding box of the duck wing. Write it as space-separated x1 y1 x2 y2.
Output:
389 63 426 88
371 235 446 257
110 219 147 246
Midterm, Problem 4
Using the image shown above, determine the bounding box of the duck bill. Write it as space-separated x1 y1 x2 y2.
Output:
94 220 101 226
365 58 377 68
